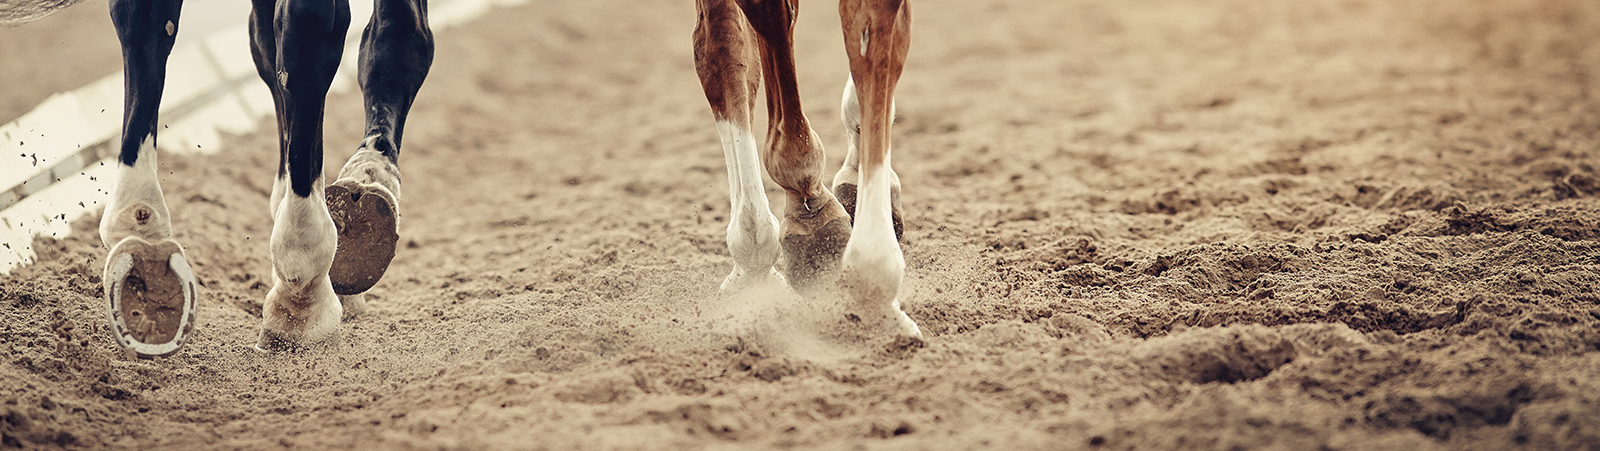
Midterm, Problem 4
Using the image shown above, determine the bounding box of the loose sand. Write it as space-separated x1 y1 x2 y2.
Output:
3 0 1599 449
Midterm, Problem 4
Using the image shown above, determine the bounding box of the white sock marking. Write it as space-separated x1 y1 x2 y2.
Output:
843 164 904 301
841 156 920 337
715 120 782 288
264 179 343 344
269 173 287 219
270 181 337 287
99 135 171 248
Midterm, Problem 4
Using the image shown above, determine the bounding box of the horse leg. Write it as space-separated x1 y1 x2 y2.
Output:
738 0 854 295
832 76 902 241
694 0 784 293
253 0 351 351
325 0 433 312
838 0 919 337
100 0 199 357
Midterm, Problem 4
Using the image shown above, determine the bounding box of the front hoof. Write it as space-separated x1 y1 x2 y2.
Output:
890 303 923 338
104 237 198 358
257 278 342 352
780 195 853 296
254 326 339 353
326 180 399 295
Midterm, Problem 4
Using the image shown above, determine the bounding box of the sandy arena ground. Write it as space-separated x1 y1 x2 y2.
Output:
3 0 1600 449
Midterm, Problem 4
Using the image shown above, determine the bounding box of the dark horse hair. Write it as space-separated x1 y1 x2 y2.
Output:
0 0 84 25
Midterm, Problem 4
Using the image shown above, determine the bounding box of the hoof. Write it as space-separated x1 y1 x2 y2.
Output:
326 180 399 295
103 237 197 358
256 277 341 352
833 182 902 241
779 195 853 296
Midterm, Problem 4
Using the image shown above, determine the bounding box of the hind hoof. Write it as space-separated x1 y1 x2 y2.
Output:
104 237 198 358
326 180 399 295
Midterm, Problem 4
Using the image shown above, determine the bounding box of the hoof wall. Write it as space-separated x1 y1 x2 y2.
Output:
781 215 852 296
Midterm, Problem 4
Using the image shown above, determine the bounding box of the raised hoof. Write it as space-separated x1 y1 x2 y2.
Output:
779 197 853 296
103 237 198 358
326 180 399 296
832 182 902 241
